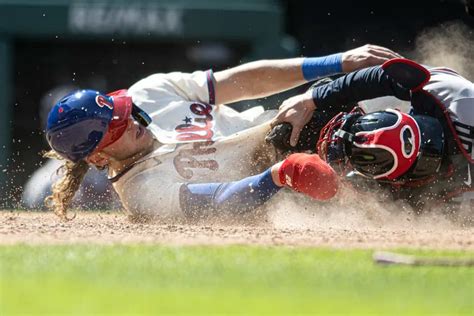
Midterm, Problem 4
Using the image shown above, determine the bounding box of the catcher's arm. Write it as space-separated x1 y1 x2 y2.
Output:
270 58 426 147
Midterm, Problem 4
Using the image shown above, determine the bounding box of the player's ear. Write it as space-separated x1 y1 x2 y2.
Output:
85 152 110 168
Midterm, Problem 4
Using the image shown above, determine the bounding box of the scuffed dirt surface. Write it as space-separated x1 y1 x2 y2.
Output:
1 209 473 250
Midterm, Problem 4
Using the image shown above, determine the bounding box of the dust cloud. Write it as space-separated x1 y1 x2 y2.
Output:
266 186 471 233
411 21 474 80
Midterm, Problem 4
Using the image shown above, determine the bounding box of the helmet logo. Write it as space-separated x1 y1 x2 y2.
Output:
95 95 113 110
400 126 416 158
353 109 421 180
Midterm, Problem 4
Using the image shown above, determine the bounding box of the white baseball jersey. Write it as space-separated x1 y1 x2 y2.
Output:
112 70 278 217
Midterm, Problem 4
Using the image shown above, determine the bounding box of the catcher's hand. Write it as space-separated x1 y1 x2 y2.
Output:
265 121 320 154
270 90 315 148
266 77 339 153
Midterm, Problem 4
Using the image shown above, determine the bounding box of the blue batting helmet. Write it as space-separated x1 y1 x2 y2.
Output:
46 89 133 162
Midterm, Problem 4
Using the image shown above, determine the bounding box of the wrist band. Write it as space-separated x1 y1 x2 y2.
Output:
302 53 343 81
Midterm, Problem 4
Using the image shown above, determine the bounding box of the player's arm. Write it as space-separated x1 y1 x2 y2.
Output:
271 58 428 146
213 44 401 105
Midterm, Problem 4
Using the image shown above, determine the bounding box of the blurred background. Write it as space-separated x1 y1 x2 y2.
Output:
0 0 472 208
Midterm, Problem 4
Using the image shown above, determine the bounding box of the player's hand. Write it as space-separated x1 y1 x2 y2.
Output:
341 44 403 73
270 89 315 147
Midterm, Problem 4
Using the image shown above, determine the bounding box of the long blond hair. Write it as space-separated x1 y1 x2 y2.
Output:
43 151 90 220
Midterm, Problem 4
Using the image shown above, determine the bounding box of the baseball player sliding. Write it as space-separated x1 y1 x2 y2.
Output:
45 44 400 220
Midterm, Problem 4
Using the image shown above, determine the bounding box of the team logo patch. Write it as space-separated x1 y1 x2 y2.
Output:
95 95 114 110
400 126 416 158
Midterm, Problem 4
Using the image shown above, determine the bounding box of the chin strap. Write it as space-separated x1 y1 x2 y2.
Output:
334 129 355 143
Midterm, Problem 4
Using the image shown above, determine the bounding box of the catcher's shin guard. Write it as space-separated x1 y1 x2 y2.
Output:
278 153 338 200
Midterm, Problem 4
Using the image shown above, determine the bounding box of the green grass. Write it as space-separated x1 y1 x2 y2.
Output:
1 245 473 315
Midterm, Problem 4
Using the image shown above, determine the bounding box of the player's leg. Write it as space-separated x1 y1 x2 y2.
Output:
179 168 281 217
179 153 338 218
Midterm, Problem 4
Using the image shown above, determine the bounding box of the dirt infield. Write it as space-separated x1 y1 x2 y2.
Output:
1 199 473 250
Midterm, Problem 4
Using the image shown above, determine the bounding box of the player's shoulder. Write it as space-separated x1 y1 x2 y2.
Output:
130 70 207 88
128 73 171 92
424 67 473 99
428 67 472 86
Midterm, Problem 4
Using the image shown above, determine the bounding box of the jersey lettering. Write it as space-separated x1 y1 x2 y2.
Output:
175 103 214 141
173 141 219 179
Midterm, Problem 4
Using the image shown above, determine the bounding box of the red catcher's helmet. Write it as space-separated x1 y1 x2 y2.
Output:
319 109 444 181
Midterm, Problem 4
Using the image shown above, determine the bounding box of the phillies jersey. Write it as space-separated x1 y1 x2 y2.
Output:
112 70 278 217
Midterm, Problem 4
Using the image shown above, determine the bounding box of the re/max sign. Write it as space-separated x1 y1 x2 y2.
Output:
68 3 183 35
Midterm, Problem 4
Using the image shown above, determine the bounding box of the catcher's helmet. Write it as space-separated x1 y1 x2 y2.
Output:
46 89 151 162
320 109 444 181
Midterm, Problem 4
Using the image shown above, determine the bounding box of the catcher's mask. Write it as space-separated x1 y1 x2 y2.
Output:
317 108 444 181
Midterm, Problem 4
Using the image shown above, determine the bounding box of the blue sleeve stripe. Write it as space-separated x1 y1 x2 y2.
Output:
302 53 343 81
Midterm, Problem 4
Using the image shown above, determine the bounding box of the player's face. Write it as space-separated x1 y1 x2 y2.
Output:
99 118 154 161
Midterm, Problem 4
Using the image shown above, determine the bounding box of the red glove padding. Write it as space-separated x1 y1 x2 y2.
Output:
278 153 338 201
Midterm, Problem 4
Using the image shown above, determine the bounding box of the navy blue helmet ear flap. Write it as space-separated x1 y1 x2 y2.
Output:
403 114 445 179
